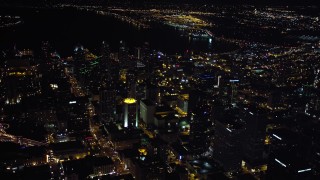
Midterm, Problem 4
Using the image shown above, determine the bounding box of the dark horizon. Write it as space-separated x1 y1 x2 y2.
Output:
0 0 319 7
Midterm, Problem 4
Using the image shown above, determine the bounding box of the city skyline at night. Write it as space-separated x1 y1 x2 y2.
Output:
0 1 319 180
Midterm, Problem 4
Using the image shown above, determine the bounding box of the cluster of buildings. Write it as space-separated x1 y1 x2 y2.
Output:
1 36 319 180
1 5 320 180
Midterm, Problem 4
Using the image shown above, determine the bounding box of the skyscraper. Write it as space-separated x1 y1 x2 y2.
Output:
99 41 116 122
119 41 129 69
40 41 51 64
188 89 213 154
123 98 138 128
73 45 85 78
126 70 137 98
100 41 111 72
100 87 116 122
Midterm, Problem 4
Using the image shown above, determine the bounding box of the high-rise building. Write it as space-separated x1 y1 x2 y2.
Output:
123 98 138 128
193 73 216 92
73 45 85 78
100 41 111 72
213 107 246 172
140 42 153 77
100 87 116 122
99 41 117 122
65 97 90 133
241 107 267 175
135 47 141 60
229 79 239 105
126 70 137 98
119 41 129 69
188 90 213 154
177 94 189 113
141 42 150 63
140 99 155 125
40 41 51 64
3 51 41 105
144 83 158 103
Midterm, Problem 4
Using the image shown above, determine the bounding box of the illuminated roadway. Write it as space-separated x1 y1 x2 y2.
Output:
65 70 86 97
63 66 130 176
90 121 130 175
0 123 47 147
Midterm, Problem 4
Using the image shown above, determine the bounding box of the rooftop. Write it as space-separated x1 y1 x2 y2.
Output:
124 98 136 104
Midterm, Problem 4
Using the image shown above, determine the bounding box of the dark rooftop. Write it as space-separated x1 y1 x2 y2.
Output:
49 141 84 152
141 99 155 106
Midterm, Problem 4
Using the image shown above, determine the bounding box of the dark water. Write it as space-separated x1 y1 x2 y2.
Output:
0 7 235 56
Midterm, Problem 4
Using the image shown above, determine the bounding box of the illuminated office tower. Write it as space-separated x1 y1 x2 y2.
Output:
4 51 41 105
66 97 90 133
119 41 129 69
314 68 320 89
177 94 189 113
213 107 246 172
135 47 141 60
145 83 158 103
100 41 111 72
73 45 85 77
99 41 117 122
141 42 150 62
229 79 239 105
141 42 153 77
40 41 51 63
100 86 116 122
188 89 213 154
123 98 138 128
126 70 137 98
140 99 155 125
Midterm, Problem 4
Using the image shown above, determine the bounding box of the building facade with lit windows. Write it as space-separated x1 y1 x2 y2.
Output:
123 98 138 128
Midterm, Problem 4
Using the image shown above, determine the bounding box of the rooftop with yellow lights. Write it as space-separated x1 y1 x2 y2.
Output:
124 98 137 104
